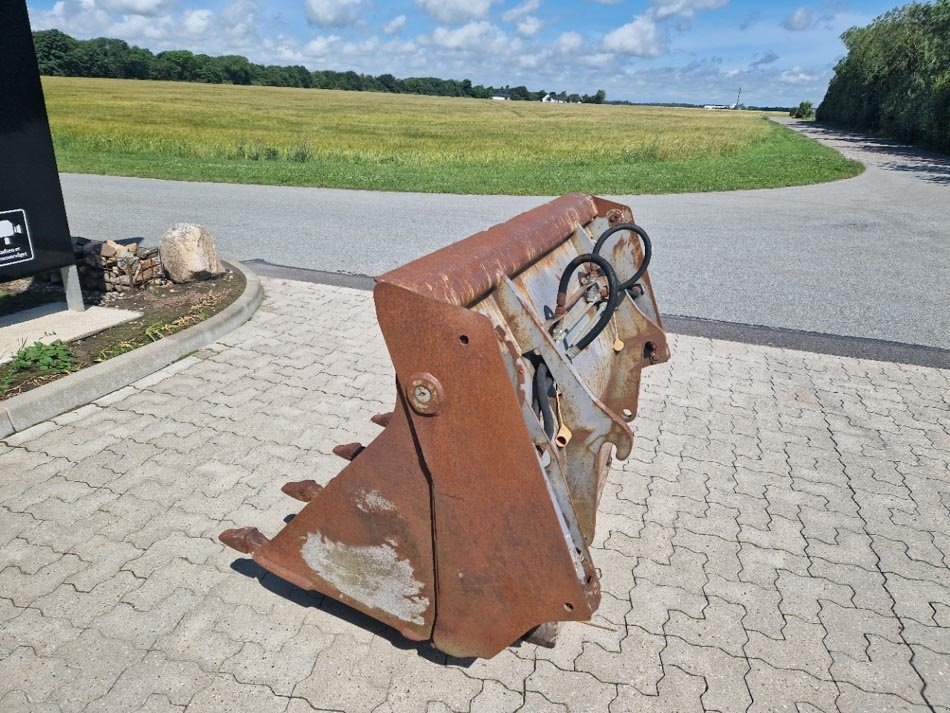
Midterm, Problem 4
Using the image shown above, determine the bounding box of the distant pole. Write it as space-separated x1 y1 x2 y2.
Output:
735 87 742 108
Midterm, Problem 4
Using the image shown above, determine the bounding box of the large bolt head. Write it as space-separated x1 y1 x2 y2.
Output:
406 373 445 415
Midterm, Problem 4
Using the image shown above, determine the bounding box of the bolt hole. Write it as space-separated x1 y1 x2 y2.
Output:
563 602 574 611
643 341 656 359
621 408 634 422
555 435 568 447
459 335 469 345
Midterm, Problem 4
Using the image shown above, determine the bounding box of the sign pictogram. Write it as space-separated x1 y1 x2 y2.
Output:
0 209 34 268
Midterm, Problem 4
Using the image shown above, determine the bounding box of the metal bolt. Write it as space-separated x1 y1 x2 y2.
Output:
413 385 432 404
406 372 445 416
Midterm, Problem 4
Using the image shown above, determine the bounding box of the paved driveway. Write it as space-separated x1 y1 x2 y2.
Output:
2 279 948 712
59 121 949 348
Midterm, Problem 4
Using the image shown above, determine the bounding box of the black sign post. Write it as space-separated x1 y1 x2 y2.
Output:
0 0 84 311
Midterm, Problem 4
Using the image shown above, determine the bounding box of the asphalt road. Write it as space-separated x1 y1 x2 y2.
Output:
59 120 950 349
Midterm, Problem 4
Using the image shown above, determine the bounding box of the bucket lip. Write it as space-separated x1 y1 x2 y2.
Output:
377 193 599 308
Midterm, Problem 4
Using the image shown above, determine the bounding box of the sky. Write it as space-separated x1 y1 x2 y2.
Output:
26 0 903 105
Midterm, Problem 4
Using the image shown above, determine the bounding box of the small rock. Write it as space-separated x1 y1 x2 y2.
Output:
159 223 224 283
100 241 118 258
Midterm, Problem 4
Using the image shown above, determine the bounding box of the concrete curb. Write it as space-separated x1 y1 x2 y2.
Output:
0 260 263 439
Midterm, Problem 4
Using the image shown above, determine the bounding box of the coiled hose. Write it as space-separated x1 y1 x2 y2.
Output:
555 252 621 354
592 223 653 291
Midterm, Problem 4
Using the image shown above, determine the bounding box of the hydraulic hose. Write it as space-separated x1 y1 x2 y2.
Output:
592 223 652 291
555 253 620 354
533 361 557 440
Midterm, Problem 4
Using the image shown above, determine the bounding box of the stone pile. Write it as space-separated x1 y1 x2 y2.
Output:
73 237 166 292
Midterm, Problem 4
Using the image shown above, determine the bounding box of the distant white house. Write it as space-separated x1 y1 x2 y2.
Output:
491 95 509 101
542 93 565 103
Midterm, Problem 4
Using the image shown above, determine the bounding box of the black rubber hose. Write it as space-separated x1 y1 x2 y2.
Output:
555 253 620 353
533 362 557 439
592 223 652 291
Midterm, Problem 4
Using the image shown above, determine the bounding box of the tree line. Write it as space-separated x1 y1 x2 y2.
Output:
32 30 607 104
817 0 949 153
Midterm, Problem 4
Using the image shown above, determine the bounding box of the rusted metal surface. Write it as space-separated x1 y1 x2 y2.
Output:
220 193 668 659
380 193 598 307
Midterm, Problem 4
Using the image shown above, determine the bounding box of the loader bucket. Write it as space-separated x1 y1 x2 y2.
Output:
221 193 670 659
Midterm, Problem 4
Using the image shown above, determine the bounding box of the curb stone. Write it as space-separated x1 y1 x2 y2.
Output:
0 260 263 439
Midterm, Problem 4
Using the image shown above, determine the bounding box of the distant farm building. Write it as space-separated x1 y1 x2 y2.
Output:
542 94 565 103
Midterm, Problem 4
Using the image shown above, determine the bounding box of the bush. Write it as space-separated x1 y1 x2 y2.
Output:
790 101 815 119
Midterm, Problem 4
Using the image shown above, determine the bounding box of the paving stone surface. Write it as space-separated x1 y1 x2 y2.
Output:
1 278 948 712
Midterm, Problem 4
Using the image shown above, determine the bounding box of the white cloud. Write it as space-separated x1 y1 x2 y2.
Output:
304 0 368 28
648 0 729 22
552 31 583 54
516 16 542 37
779 66 817 84
96 0 175 16
517 53 541 68
182 8 212 35
781 3 846 32
416 0 498 25
600 0 729 58
603 16 666 57
782 8 813 31
430 21 509 52
383 14 406 34
302 34 342 55
578 52 613 68
110 12 172 38
502 0 540 22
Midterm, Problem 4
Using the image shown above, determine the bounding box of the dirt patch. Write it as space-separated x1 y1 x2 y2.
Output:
0 264 245 400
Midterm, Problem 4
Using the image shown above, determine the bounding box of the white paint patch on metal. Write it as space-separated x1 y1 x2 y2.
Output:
355 488 396 513
300 532 429 625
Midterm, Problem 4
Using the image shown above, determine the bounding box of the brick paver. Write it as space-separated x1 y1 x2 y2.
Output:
1 278 948 712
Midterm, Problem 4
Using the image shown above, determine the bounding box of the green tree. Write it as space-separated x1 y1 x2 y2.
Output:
32 30 80 75
155 50 200 81
582 89 607 104
817 0 949 152
215 55 253 85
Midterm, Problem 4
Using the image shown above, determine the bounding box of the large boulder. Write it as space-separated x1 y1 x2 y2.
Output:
159 224 224 283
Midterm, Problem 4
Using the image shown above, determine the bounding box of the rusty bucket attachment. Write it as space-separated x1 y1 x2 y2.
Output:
220 194 669 658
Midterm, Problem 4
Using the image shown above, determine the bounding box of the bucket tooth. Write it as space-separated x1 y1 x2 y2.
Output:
281 480 324 502
219 527 269 555
332 443 365 461
371 412 393 427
